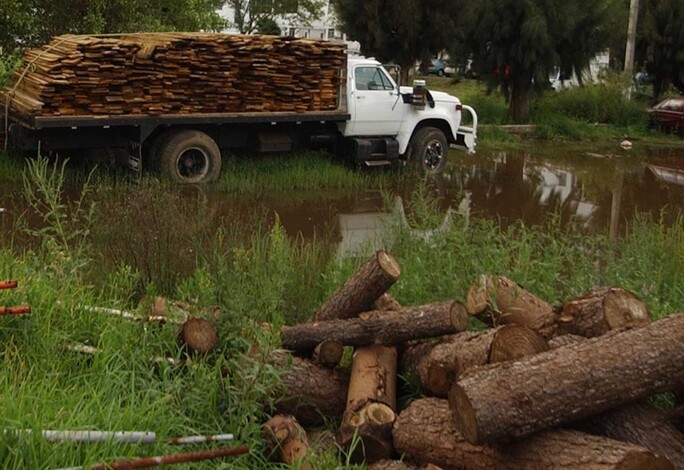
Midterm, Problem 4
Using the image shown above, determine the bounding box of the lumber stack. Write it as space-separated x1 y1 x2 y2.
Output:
263 255 684 469
2 33 346 116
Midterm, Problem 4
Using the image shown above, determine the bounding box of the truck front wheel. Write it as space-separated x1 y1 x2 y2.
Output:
158 130 222 184
407 127 449 175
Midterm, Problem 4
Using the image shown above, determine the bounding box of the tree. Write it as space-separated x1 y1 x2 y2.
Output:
333 0 462 85
226 0 324 35
0 0 226 54
256 18 282 35
460 0 615 122
638 0 684 100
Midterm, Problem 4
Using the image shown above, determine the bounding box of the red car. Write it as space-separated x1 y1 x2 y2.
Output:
648 97 684 135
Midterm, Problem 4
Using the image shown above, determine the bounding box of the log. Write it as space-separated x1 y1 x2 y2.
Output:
419 325 548 397
263 415 312 470
368 461 442 470
283 301 468 351
373 293 402 311
574 402 684 469
312 250 401 322
340 345 397 464
448 313 684 444
179 318 218 355
393 398 673 470
274 355 350 427
559 287 649 337
548 333 585 349
312 339 344 368
399 341 439 376
465 275 558 338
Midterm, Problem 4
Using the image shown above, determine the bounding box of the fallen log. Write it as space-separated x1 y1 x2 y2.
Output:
368 461 442 470
263 414 312 470
312 251 401 322
312 340 344 368
283 301 468 351
574 402 684 469
340 344 397 464
465 276 558 338
448 312 684 444
373 293 402 311
394 398 673 470
559 287 649 337
179 318 218 355
548 333 585 349
274 354 350 427
419 325 548 397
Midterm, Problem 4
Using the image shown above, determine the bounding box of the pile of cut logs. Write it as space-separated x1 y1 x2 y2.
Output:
264 250 684 469
2 33 345 116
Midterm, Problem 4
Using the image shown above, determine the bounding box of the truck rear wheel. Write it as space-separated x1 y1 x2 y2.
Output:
408 127 449 175
158 130 222 184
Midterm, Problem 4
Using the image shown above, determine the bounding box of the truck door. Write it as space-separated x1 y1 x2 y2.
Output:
348 65 405 136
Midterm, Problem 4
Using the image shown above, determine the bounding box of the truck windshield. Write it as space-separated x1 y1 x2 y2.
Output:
354 67 394 91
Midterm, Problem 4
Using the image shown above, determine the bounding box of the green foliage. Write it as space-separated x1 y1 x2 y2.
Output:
228 0 324 34
333 0 463 84
0 0 226 54
460 0 617 122
0 52 21 89
255 17 281 36
638 0 684 99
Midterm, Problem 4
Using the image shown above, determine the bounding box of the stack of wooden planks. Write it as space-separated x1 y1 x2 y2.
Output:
2 33 346 117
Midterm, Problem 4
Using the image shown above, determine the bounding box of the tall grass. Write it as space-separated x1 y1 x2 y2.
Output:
1 159 683 468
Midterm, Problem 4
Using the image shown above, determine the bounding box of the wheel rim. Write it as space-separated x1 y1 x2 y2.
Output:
176 147 210 182
423 139 445 171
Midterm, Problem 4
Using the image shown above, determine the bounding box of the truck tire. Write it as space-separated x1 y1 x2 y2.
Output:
407 127 449 175
157 130 222 184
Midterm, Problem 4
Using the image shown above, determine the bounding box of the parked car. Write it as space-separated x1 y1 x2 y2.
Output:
648 97 684 135
428 59 455 77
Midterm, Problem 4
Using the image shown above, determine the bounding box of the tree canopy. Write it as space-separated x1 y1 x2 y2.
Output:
226 0 324 35
460 0 616 121
332 0 462 85
0 0 226 54
638 0 684 99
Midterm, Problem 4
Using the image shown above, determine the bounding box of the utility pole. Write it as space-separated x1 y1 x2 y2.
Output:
624 0 640 95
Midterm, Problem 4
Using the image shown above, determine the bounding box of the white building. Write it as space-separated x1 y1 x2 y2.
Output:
217 1 345 40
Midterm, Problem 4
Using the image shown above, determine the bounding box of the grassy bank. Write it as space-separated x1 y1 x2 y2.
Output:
421 75 684 144
1 159 682 468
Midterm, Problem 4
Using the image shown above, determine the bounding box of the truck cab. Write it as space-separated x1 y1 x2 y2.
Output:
341 56 477 174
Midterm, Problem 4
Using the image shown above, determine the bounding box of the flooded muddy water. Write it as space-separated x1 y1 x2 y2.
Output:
1 142 684 258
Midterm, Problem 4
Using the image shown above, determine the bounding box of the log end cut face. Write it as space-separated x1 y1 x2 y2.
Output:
180 318 219 355
377 251 402 280
447 384 480 444
603 289 650 330
489 325 549 363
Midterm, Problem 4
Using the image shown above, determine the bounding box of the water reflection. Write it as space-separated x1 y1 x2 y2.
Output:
1 144 683 256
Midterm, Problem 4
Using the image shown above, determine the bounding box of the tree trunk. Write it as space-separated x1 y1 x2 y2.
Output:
340 344 397 464
312 250 401 322
274 354 350 427
419 325 548 397
465 276 558 338
179 318 219 355
262 415 312 469
312 339 344 368
393 398 673 470
509 83 531 122
559 287 650 337
448 313 684 444
574 402 684 469
282 301 468 351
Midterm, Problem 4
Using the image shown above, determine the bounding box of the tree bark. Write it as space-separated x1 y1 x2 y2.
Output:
340 344 397 464
312 340 344 368
282 301 468 351
574 402 684 469
419 325 548 397
262 415 312 469
368 461 442 470
465 276 558 338
373 293 402 311
548 333 585 349
559 287 650 337
274 355 350 427
312 250 401 322
448 313 684 444
393 398 673 470
179 318 219 355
